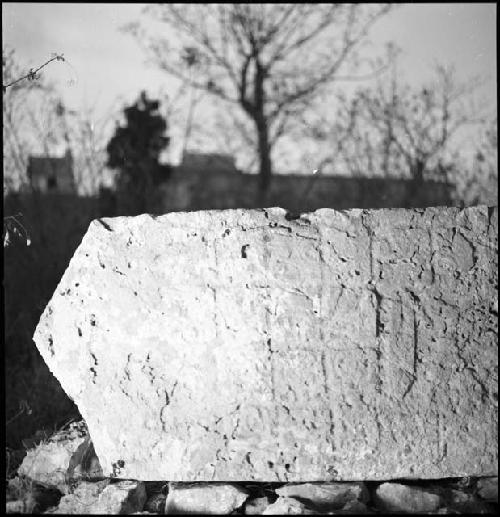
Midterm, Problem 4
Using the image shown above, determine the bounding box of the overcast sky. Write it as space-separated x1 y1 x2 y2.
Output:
2 3 497 167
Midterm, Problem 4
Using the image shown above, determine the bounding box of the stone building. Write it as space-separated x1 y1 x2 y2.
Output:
180 151 237 173
27 148 76 194
160 151 455 213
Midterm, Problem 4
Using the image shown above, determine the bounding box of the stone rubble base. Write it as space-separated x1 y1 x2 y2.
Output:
6 474 499 514
6 421 498 514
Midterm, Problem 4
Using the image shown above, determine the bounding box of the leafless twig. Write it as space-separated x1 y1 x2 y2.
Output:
3 53 65 93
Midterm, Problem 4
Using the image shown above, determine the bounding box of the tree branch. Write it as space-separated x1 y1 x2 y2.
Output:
267 5 341 67
268 5 392 120
239 54 254 114
3 53 65 92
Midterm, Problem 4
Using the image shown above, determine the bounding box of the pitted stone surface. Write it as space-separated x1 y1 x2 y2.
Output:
33 206 498 481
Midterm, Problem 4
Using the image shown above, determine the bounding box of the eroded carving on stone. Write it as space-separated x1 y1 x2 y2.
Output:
33 206 498 481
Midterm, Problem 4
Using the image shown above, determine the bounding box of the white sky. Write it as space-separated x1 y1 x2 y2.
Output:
2 3 497 169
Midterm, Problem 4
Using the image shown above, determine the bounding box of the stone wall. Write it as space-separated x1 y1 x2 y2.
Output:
33 205 497 481
160 167 454 213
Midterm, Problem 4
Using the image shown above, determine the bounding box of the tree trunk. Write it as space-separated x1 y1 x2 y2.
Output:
406 158 425 208
256 116 272 194
253 60 272 197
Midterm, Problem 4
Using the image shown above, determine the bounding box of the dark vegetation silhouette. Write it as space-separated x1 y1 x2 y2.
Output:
106 90 171 215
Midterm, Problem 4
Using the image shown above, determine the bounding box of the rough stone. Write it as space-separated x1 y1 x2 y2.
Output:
374 482 442 513
48 479 146 514
275 482 369 510
6 500 29 514
444 488 494 514
477 477 498 502
96 480 147 514
244 495 275 515
45 480 109 514
33 206 498 480
164 483 249 514
262 496 316 515
5 476 61 515
436 508 460 514
143 491 167 513
337 499 372 514
6 475 31 502
5 476 53 513
448 476 476 490
17 420 102 493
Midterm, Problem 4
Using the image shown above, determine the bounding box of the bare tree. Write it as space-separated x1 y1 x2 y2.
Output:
452 117 498 206
304 50 490 184
2 47 81 195
124 3 392 195
3 47 121 197
57 101 121 196
362 64 486 182
3 47 54 192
